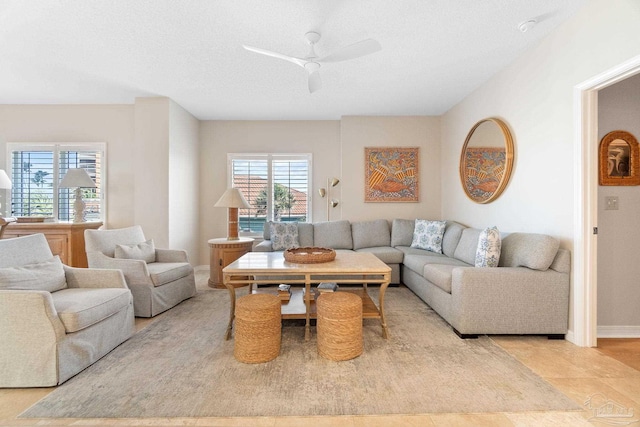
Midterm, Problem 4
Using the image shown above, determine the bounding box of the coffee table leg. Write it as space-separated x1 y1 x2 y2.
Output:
379 277 390 339
224 282 236 340
305 277 311 341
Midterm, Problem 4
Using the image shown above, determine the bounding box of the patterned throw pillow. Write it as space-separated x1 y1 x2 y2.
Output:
270 222 299 251
115 239 156 263
410 219 446 253
475 226 501 267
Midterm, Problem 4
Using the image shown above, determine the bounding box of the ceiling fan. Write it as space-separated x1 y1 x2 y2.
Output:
243 31 381 94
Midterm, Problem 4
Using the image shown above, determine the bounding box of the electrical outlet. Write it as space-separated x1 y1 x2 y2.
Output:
605 196 619 210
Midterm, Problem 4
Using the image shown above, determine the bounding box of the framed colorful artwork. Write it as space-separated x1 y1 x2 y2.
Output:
364 147 419 202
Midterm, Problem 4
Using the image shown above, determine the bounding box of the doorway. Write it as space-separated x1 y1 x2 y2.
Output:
575 54 640 347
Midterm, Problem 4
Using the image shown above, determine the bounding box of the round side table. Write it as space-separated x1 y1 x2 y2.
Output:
208 237 255 289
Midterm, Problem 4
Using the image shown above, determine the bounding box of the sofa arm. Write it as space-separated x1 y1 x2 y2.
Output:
0 290 66 386
64 265 128 289
254 240 274 252
86 252 150 286
450 267 570 335
155 248 189 263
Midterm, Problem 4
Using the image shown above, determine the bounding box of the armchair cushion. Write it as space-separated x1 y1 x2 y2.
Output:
51 288 132 333
147 262 193 287
115 239 156 263
0 256 67 293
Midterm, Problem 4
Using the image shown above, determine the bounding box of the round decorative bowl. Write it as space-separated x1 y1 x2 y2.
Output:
284 247 336 264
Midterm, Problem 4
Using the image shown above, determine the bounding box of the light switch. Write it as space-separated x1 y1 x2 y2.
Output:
605 196 619 210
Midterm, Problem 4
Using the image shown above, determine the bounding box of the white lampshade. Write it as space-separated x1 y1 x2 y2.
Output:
214 188 251 209
59 168 97 188
0 169 11 189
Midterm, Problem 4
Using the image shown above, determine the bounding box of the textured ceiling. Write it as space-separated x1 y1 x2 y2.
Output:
0 0 587 120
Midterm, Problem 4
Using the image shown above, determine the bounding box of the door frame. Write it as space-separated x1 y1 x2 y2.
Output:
573 54 640 347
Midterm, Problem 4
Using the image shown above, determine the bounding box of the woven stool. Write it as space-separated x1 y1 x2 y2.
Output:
234 294 281 363
317 292 363 361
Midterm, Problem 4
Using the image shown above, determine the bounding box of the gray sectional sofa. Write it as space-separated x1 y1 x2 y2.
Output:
256 219 570 338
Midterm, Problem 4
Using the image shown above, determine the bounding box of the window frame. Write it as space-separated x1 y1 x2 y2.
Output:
6 142 107 223
227 153 313 237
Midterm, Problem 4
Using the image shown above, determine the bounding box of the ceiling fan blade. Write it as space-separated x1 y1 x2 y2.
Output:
308 70 322 93
318 39 381 63
242 45 307 68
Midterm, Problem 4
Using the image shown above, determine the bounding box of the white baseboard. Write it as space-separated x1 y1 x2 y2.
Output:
597 325 640 338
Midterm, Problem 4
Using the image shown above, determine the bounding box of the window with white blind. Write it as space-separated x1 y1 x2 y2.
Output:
228 153 311 234
7 143 105 222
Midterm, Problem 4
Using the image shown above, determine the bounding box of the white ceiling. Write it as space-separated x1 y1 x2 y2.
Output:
0 0 587 120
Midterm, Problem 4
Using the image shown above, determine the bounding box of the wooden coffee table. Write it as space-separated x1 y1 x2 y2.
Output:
222 251 392 341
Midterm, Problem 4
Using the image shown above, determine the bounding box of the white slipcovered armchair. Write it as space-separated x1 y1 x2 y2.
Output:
85 226 196 317
0 233 135 387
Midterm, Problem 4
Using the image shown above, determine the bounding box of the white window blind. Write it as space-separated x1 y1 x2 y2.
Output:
8 143 105 222
228 153 311 234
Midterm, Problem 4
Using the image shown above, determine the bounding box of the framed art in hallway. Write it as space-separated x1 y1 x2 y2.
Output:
364 146 419 202
599 130 640 186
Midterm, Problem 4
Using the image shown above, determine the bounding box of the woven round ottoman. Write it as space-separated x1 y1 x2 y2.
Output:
234 294 281 363
316 292 363 361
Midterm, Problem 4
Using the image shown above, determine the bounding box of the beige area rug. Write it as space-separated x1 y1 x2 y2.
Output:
22 283 580 418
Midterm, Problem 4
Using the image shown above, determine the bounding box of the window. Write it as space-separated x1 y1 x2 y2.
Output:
228 153 311 234
7 143 105 222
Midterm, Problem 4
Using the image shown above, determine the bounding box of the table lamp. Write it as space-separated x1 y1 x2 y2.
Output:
59 168 97 223
215 188 251 240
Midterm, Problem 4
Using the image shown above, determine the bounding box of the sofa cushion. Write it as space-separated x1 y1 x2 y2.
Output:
411 219 446 253
147 262 193 286
314 220 353 249
402 252 468 274
270 222 299 250
475 226 501 268
391 219 415 247
442 222 466 258
423 264 458 294
355 246 404 264
0 256 67 293
51 288 131 333
115 239 156 263
352 219 390 249
453 228 482 265
499 233 560 271
297 223 314 247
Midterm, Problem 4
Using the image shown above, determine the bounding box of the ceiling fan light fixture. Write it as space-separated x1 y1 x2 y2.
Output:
243 31 381 94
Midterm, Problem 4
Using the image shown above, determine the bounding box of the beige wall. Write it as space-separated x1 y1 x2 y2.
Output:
440 0 640 336
169 101 200 261
340 116 441 222
134 98 170 247
0 104 135 227
0 99 201 264
196 117 442 265
597 73 640 329
198 120 341 265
